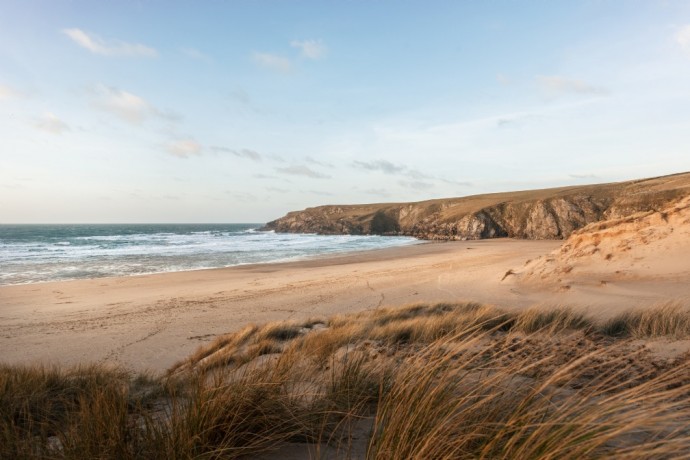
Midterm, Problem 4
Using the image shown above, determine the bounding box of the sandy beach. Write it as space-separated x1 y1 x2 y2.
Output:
2 237 689 372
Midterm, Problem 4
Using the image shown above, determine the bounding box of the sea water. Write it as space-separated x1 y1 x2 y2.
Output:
0 224 419 285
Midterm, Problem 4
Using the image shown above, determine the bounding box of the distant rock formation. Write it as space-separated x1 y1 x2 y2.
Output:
262 172 690 241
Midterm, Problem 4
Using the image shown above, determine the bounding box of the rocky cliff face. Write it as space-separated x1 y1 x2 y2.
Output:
262 173 690 241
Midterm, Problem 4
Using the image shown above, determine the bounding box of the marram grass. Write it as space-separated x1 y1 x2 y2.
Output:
3 301 690 459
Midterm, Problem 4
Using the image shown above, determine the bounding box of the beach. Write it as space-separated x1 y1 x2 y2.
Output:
2 237 689 372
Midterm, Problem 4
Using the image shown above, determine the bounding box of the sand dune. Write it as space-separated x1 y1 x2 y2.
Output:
519 195 690 287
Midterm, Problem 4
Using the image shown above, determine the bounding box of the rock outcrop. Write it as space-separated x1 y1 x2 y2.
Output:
262 172 690 241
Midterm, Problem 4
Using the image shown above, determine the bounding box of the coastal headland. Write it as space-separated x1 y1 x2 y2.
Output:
263 172 690 240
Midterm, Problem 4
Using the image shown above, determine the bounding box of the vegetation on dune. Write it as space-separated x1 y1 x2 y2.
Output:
602 302 690 339
3 301 690 459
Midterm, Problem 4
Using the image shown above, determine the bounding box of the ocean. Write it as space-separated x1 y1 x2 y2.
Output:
0 224 419 285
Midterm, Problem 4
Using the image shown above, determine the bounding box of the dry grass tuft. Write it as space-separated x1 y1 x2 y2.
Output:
514 306 593 334
602 302 690 338
4 301 690 458
369 340 690 459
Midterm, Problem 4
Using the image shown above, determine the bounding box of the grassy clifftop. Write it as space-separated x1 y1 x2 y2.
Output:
263 172 690 240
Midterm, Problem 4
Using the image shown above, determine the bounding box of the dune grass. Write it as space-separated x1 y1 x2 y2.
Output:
513 305 593 334
3 301 690 459
602 302 690 339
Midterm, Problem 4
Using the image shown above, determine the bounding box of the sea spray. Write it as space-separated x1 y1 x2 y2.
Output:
0 224 419 285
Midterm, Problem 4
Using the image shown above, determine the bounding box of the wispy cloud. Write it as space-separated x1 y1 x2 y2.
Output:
254 173 280 179
253 52 292 73
35 112 70 134
496 73 511 85
94 86 150 123
267 153 286 163
211 146 262 162
304 189 335 196
677 25 690 53
229 88 251 106
0 84 21 101
305 156 334 168
290 39 328 59
569 173 598 180
227 191 258 202
536 75 608 96
362 188 391 197
266 186 289 193
93 85 176 124
276 165 330 179
439 177 472 187
62 28 157 57
166 139 202 158
353 160 406 174
399 180 434 190
180 47 211 62
353 159 463 187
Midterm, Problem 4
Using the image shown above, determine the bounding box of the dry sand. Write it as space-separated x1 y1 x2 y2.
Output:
1 237 689 372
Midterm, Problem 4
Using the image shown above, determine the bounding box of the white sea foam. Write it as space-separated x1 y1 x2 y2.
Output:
0 224 419 285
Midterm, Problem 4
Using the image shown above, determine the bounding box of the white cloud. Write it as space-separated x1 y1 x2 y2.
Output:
266 186 289 193
353 160 406 174
0 84 20 100
496 73 511 85
35 113 70 134
399 180 434 190
362 188 391 197
253 52 292 73
166 139 202 158
352 160 437 184
439 177 472 187
254 173 280 179
290 39 328 59
95 86 150 123
227 191 258 202
569 173 598 180
180 47 211 62
305 189 335 196
536 75 607 96
211 146 262 161
276 165 330 179
305 156 334 168
93 85 177 124
677 25 690 52
62 28 157 57
229 88 251 106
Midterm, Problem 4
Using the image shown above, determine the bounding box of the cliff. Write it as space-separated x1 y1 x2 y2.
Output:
262 172 690 240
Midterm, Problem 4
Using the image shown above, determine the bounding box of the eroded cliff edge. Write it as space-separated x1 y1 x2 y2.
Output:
261 172 690 240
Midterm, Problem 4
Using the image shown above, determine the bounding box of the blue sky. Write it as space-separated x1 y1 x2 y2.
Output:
2 1 690 223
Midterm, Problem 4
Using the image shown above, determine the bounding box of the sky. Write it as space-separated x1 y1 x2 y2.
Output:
2 1 690 223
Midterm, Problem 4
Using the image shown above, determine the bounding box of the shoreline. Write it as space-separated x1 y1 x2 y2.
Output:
0 237 426 288
2 238 689 373
0 228 422 287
